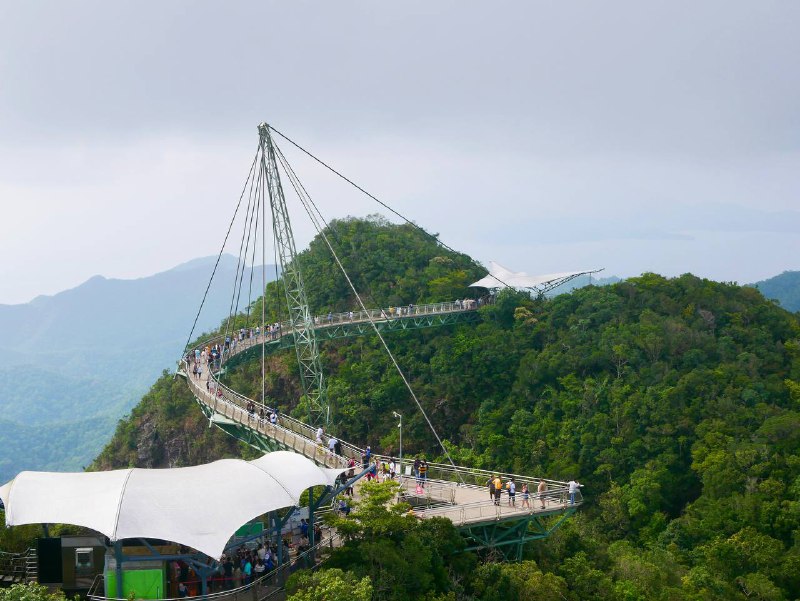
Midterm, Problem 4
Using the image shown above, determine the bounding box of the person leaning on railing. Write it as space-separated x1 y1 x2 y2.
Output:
568 479 582 504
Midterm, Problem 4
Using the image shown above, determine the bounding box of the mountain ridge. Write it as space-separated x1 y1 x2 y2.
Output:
0 254 276 481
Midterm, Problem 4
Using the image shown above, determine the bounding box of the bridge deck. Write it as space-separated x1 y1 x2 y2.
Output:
183 299 583 530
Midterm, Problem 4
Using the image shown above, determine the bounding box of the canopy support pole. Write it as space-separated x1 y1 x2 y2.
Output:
114 541 123 600
307 488 315 561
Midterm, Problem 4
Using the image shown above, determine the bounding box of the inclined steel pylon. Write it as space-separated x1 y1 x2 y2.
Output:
259 123 328 427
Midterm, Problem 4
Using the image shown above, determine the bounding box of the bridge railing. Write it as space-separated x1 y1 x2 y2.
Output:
188 367 580 509
420 489 584 526
186 298 480 366
185 370 350 470
183 296 581 512
396 476 457 504
89 532 342 601
309 299 478 328
386 458 570 491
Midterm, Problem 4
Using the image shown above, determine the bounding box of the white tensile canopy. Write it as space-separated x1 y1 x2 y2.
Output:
469 261 601 291
0 451 343 559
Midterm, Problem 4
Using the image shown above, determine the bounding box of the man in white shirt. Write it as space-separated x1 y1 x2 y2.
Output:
315 427 324 445
568 480 582 505
328 436 338 455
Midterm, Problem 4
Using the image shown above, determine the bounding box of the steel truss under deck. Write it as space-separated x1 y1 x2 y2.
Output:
460 509 577 561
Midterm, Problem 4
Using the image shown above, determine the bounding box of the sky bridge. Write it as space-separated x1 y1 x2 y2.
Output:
218 300 481 372
182 296 582 559
174 123 584 563
0 123 586 599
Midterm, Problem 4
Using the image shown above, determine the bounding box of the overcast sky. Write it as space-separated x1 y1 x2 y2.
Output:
1 1 798 305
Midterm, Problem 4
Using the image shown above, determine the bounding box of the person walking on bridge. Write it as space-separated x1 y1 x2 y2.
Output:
537 479 547 509
492 475 503 506
521 483 531 509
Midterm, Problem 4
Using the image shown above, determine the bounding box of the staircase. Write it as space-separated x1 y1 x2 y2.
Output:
0 548 35 587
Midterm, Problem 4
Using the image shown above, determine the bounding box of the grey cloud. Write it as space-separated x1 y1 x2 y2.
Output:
1 1 799 158
485 202 800 245
0 1 798 302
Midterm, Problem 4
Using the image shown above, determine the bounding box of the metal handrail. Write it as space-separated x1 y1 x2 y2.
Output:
89 532 342 601
183 297 583 525
189 299 480 362
384 457 569 489
0 549 33 583
190 365 580 507
420 489 584 526
87 573 105 598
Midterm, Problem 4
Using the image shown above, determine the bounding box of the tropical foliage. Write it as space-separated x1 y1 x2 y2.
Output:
0 583 74 601
93 217 800 599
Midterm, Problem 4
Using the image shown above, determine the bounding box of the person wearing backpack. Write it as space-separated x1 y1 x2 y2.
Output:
492 475 503 506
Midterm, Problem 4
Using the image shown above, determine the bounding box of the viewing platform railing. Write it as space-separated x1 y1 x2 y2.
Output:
189 299 480 357
88 531 342 601
182 297 582 527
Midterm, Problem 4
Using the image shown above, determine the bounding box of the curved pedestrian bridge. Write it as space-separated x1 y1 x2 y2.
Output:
182 299 582 555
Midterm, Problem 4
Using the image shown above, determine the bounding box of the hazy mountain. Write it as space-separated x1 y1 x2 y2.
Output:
751 270 800 312
0 255 276 481
546 273 622 296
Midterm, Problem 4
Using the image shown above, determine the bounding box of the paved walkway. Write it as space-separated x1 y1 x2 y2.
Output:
183 300 582 528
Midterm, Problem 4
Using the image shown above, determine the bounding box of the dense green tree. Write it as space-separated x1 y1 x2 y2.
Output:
322 480 473 601
0 583 74 601
286 568 372 601
91 218 800 599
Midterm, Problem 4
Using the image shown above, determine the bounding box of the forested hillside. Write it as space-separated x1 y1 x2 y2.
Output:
93 217 800 600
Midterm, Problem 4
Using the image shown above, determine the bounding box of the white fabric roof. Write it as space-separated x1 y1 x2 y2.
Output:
0 451 342 559
469 261 599 290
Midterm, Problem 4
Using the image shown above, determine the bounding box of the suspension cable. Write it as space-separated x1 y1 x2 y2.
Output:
222 160 260 363
232 179 260 332
267 125 513 290
245 176 261 329
274 141 465 482
181 145 259 358
260 151 269 405
272 143 385 313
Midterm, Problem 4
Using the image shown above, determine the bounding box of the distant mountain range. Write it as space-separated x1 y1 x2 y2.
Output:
2 259 796 482
0 255 276 481
751 271 800 312
547 273 622 296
